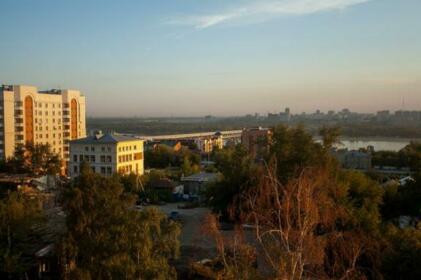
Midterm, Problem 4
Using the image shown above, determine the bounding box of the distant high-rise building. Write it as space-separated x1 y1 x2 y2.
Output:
376 110 391 121
279 107 291 122
0 85 86 161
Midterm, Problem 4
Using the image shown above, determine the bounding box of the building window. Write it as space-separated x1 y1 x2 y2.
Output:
107 167 112 175
85 147 89 152
90 155 95 163
107 147 111 152
73 155 77 162
101 147 105 152
101 167 106 175
91 167 95 173
73 165 78 174
80 155 83 161
100 155 106 163
134 152 143 160
91 147 95 152
106 156 112 163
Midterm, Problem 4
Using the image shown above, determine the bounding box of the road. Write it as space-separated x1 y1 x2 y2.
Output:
157 203 214 249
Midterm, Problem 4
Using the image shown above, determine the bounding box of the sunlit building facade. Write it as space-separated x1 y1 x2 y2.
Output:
69 132 144 178
0 85 86 161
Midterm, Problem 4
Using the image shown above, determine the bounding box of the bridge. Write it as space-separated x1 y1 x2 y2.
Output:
128 130 243 142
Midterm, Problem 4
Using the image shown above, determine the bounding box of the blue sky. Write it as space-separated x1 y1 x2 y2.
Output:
1 0 420 117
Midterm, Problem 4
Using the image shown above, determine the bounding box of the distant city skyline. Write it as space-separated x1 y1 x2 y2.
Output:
1 0 420 117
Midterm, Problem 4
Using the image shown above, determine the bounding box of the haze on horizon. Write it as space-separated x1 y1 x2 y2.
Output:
1 0 420 117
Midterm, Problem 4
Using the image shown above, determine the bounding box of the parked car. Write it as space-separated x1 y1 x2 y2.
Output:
169 211 181 221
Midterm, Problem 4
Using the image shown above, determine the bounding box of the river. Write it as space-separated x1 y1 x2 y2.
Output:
334 138 420 152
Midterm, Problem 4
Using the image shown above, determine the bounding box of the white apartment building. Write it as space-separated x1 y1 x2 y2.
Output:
194 133 223 154
69 132 144 178
0 85 86 161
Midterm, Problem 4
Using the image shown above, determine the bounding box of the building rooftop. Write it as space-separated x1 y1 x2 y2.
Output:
181 172 219 182
70 133 142 145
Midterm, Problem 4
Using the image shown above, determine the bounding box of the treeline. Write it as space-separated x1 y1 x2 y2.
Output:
372 143 421 169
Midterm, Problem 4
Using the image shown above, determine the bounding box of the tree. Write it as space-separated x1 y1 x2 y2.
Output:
401 141 421 172
266 125 331 183
197 214 260 280
119 173 144 194
6 143 61 175
206 145 258 219
204 165 380 279
144 145 175 169
60 164 180 279
243 166 379 279
204 125 385 279
382 226 421 280
320 126 341 149
0 192 43 278
144 144 200 170
338 171 384 233
381 176 421 219
181 156 200 177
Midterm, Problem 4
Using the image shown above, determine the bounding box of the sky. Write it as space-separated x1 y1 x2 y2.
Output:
1 0 420 117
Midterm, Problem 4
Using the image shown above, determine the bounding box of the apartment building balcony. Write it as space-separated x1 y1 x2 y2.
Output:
15 118 24 124
14 101 23 108
14 109 23 115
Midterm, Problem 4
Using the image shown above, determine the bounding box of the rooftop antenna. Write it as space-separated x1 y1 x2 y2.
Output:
401 96 406 111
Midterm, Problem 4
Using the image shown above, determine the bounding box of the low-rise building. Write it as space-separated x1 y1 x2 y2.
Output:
333 149 372 171
69 132 144 178
195 133 223 154
181 172 219 199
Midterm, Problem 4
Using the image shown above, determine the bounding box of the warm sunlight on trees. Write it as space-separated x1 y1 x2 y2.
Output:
60 164 180 279
0 192 43 278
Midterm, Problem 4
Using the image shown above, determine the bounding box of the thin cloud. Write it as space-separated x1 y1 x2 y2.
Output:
171 0 373 29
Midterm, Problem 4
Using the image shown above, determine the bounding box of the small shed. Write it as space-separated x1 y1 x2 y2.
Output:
181 172 219 198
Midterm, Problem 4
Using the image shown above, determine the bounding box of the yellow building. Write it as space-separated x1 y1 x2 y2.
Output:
0 85 86 161
69 132 144 178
